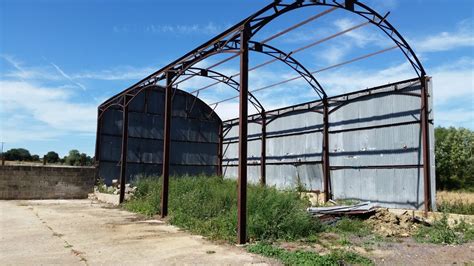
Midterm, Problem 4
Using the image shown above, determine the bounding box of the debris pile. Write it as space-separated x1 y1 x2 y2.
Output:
366 208 425 237
97 179 137 197
307 202 377 216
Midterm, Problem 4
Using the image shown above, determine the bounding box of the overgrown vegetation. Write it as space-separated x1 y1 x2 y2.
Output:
124 176 323 242
247 242 372 266
414 214 474 245
437 199 474 215
436 191 474 215
435 127 473 191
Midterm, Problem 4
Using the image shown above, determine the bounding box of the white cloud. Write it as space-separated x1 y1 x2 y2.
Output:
0 80 97 143
414 19 474 53
144 22 226 35
72 65 156 80
50 62 87 91
430 57 474 105
436 107 474 129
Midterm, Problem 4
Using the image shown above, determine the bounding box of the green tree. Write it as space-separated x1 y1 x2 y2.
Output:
31 155 40 161
435 127 474 191
44 151 60 163
4 148 32 161
65 149 81 166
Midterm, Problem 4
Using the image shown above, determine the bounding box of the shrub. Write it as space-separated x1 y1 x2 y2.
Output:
414 213 473 244
124 176 322 242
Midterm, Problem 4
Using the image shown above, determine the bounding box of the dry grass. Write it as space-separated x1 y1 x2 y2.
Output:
437 191 474 205
436 191 474 215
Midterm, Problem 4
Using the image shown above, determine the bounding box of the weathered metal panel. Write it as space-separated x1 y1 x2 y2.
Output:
223 78 435 210
98 86 221 184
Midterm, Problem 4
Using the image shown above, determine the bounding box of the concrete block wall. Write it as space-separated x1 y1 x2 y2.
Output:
0 165 96 199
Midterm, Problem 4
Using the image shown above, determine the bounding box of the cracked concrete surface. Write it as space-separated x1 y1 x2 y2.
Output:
0 200 277 265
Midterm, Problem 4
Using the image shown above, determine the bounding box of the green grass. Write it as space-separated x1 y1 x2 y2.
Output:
436 200 474 215
124 175 323 242
414 213 474 244
247 242 372 266
327 217 372 237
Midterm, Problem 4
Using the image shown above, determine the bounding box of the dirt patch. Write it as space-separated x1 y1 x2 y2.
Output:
367 237 474 265
366 208 423 237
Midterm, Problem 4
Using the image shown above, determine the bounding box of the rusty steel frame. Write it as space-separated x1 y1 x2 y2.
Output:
237 24 250 244
178 67 265 114
119 97 129 204
161 72 174 218
96 0 430 243
421 76 432 215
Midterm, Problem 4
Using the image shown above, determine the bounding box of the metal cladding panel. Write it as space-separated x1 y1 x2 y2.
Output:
223 78 435 210
100 135 122 162
101 109 123 135
99 162 120 183
267 110 323 134
223 109 324 187
329 124 422 166
331 168 424 209
225 164 322 190
171 118 219 143
98 86 221 185
128 112 164 139
329 83 422 132
127 138 164 163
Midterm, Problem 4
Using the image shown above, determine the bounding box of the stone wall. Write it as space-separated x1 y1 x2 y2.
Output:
0 165 96 199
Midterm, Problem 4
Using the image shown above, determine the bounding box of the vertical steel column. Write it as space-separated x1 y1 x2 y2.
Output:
161 71 174 218
260 112 266 186
217 123 223 176
421 76 431 214
119 97 129 204
237 24 249 245
322 98 331 202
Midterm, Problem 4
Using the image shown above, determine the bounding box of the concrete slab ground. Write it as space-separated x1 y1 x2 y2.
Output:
0 200 278 265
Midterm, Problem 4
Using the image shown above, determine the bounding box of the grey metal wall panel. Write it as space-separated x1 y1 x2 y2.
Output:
223 78 435 210
330 168 424 209
329 124 422 166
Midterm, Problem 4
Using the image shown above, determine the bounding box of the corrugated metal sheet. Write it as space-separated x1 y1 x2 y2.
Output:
98 86 221 184
223 78 436 210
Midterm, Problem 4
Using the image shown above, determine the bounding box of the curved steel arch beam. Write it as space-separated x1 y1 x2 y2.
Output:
100 0 426 113
160 39 326 99
179 67 265 114
245 0 426 78
101 39 326 114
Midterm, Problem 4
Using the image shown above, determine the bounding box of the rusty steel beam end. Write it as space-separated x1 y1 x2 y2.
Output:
421 76 431 215
237 24 249 245
260 112 266 186
119 97 129 204
161 72 174 218
322 98 331 202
